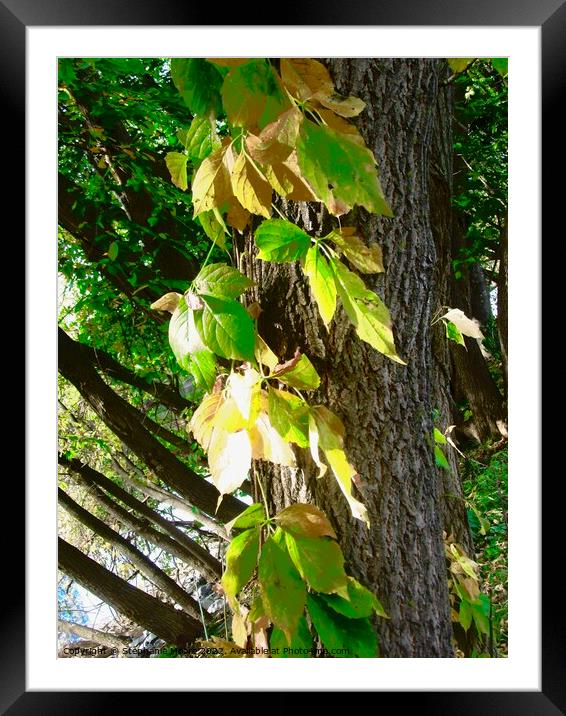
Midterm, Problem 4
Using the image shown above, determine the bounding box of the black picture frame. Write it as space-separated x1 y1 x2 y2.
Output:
8 0 554 710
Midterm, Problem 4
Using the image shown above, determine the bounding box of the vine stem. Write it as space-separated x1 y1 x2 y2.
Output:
271 203 287 221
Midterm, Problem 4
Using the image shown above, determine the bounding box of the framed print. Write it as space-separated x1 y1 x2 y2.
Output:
6 0 555 710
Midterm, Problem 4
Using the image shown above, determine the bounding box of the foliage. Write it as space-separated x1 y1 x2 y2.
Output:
215 503 386 657
461 446 508 656
451 59 507 278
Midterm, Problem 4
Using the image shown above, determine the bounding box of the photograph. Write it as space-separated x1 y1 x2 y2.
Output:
56 55 509 661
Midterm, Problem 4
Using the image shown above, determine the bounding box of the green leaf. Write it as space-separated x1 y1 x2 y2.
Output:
221 59 291 132
435 444 450 471
447 58 474 74
332 259 404 363
225 503 266 533
165 151 188 191
187 349 217 392
194 294 256 361
433 427 447 445
194 263 254 299
459 600 472 631
180 116 220 164
271 353 321 390
296 119 392 217
171 58 223 117
270 616 313 657
284 532 347 595
490 58 508 78
320 576 387 619
258 533 306 642
221 527 260 600
444 319 466 347
302 245 337 327
254 219 311 263
275 503 337 539
168 300 206 371
197 211 227 251
471 594 491 635
267 387 310 447
306 593 378 658
107 241 119 261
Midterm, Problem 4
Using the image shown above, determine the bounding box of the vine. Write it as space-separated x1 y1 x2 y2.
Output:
153 57 406 657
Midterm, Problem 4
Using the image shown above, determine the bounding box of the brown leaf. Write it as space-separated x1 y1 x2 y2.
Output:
150 292 181 313
271 347 302 377
246 107 303 164
247 302 262 320
275 503 337 539
225 197 250 232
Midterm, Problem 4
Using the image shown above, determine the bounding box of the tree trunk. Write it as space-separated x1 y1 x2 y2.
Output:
58 328 245 522
58 538 202 647
450 220 507 442
243 59 468 657
60 454 223 580
59 488 206 621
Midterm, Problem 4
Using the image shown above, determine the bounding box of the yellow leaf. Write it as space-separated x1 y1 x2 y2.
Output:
226 368 262 423
208 427 252 498
231 151 272 219
264 152 318 202
324 448 369 526
189 392 224 451
231 608 249 648
249 411 296 466
280 58 334 102
214 396 248 432
315 93 366 118
308 414 327 477
315 108 366 146
198 636 245 657
329 227 384 274
255 336 279 372
192 142 233 217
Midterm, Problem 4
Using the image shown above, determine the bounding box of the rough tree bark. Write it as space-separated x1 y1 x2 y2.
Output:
242 59 470 657
58 538 203 646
